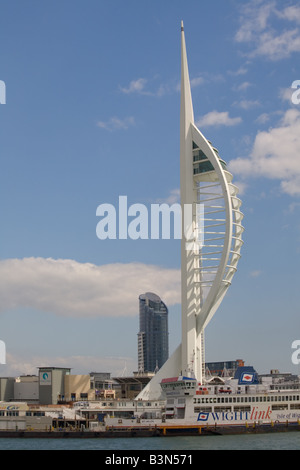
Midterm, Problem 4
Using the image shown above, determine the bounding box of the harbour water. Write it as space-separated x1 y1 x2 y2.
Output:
0 433 299 450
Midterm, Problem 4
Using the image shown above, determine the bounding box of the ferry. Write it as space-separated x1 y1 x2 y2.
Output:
159 367 300 427
103 366 300 432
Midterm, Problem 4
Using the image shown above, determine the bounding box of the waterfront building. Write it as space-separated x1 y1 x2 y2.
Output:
90 372 119 400
113 372 154 400
38 367 71 405
138 292 169 373
14 375 39 403
0 377 15 401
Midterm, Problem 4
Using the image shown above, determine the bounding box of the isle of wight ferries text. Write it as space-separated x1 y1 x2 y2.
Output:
197 406 300 423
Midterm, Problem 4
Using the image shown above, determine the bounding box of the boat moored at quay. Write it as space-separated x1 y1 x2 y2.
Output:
102 366 300 433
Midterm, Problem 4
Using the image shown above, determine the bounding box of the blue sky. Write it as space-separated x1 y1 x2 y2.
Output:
0 0 300 377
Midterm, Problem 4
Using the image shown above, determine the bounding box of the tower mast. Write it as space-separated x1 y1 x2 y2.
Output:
180 21 202 381
136 23 243 399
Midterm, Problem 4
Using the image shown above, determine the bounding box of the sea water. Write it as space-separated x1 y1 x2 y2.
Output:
0 432 299 450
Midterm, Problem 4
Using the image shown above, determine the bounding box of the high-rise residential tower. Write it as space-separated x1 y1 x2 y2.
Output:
137 23 243 400
138 292 169 373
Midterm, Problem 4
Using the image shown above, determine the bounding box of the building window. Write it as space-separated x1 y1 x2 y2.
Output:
7 411 19 416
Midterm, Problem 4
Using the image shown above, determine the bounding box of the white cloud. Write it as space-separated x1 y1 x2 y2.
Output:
228 67 248 76
235 0 275 43
233 99 260 110
97 116 135 131
235 1 300 60
0 258 181 318
120 77 175 97
235 81 252 91
155 188 180 204
255 113 270 124
250 270 262 278
254 29 300 61
190 76 205 88
229 108 300 196
234 181 248 195
119 78 148 94
196 111 242 127
276 5 300 24
3 352 137 377
288 202 300 213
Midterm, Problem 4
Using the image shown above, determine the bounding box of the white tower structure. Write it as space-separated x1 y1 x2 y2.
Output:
136 22 243 400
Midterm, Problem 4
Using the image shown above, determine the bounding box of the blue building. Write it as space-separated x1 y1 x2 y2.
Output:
138 293 169 373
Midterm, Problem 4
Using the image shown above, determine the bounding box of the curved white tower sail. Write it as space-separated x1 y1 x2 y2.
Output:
136 22 243 400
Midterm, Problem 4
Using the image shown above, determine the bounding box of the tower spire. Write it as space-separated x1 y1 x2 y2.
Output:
180 20 194 134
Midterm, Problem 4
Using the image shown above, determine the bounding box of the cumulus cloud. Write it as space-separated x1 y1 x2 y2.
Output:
0 258 181 318
229 109 300 196
196 111 242 127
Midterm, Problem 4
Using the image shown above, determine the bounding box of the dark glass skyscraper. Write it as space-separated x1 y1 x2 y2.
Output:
138 292 169 373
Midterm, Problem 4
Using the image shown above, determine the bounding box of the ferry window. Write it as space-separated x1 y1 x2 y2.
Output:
234 406 251 412
215 406 231 412
194 407 212 412
291 404 300 410
272 404 288 411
